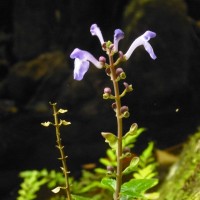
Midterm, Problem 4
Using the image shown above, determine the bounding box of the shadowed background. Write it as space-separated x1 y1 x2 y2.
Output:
0 0 200 199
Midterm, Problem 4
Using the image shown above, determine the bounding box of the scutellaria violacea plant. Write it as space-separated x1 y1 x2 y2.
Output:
70 24 157 200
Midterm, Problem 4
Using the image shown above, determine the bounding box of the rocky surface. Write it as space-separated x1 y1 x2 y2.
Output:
0 0 200 199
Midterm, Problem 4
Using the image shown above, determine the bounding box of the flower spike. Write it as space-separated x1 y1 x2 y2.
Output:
70 48 103 81
90 24 104 45
114 29 124 52
124 30 157 60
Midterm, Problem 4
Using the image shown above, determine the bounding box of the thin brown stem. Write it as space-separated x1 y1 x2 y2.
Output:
52 103 72 200
109 55 123 200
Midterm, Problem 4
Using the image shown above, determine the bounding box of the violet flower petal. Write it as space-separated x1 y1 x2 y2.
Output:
73 58 89 81
124 30 157 60
70 48 103 80
90 24 104 45
70 48 102 68
113 29 124 52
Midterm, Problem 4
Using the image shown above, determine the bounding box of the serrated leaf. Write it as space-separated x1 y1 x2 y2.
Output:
121 179 158 198
134 142 158 179
101 177 116 192
101 132 118 149
41 121 51 127
140 142 154 162
58 109 68 113
134 164 157 179
122 157 139 175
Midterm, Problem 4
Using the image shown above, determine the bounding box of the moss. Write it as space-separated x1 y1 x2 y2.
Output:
159 129 200 200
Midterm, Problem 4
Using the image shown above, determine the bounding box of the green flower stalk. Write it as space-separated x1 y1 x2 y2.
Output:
70 24 157 200
108 53 123 200
41 102 72 200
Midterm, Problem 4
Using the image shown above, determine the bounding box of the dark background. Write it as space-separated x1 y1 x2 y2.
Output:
0 0 200 199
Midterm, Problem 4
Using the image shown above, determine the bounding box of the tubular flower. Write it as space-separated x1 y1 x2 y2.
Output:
113 29 124 52
70 24 157 81
70 48 103 81
124 31 157 60
90 24 104 45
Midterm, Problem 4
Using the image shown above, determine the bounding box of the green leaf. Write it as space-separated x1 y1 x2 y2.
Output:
101 177 116 192
99 158 112 166
122 157 139 175
134 164 157 179
107 149 116 162
144 192 160 199
121 179 158 198
122 123 144 148
134 142 158 179
94 168 107 174
140 142 154 162
72 194 92 200
101 132 118 149
76 181 107 193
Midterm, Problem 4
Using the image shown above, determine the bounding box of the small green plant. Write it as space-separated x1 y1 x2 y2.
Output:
17 169 65 200
17 132 158 200
41 102 72 199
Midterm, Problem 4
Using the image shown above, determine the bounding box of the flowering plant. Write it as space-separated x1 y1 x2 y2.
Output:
17 24 158 200
70 24 158 200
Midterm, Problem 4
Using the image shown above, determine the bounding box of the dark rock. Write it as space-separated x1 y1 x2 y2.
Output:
122 0 200 115
12 0 128 60
0 51 68 106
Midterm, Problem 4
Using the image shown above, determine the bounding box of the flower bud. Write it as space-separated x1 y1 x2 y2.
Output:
120 72 126 79
105 67 111 76
102 42 107 50
109 44 114 51
116 68 124 76
107 166 115 175
116 68 126 79
103 87 112 99
123 147 131 154
120 106 128 113
99 56 106 64
123 82 133 92
120 106 130 118
104 87 112 94
118 51 124 59
112 103 117 111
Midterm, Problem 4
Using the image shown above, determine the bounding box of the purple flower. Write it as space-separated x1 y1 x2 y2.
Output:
70 48 103 81
90 24 104 45
113 29 124 52
124 31 157 60
70 24 157 81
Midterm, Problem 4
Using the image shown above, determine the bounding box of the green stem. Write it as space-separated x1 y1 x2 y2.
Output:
109 55 123 200
52 103 72 200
